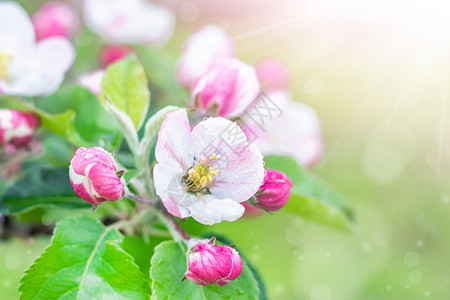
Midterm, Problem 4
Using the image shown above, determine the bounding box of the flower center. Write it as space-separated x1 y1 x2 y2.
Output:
0 51 13 81
183 153 221 194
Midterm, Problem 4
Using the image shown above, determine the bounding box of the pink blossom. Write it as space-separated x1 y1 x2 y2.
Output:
191 58 260 118
0 2 74 96
31 1 80 41
78 69 105 95
69 147 124 205
185 238 242 286
99 44 133 68
255 169 292 211
83 0 175 45
242 90 323 168
153 109 265 225
254 58 290 91
176 24 235 88
0 109 40 148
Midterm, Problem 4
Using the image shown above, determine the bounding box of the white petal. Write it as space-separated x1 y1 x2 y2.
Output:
34 37 75 73
209 143 265 203
176 24 235 88
83 0 174 45
0 2 35 54
153 163 192 218
189 195 245 225
244 90 323 167
155 109 193 170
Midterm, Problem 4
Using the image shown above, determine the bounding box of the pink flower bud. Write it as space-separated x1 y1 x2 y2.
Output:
99 44 133 68
0 109 40 148
185 238 242 286
69 147 124 205
191 58 260 118
254 58 290 91
31 2 80 41
255 169 292 211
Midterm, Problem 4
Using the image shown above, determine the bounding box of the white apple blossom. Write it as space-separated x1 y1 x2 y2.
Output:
153 109 265 225
83 0 175 46
0 2 74 96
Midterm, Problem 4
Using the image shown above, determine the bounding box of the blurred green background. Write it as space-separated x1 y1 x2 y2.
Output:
2 0 450 299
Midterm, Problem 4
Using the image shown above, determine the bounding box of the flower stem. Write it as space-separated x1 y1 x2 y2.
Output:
157 207 191 242
124 188 157 205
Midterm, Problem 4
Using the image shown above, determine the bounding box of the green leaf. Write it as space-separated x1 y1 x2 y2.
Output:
264 155 355 232
150 241 260 300
100 54 150 130
20 215 150 300
0 165 91 214
37 86 122 151
137 105 181 166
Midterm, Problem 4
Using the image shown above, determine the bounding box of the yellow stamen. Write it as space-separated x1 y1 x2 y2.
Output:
183 155 221 193
0 51 13 81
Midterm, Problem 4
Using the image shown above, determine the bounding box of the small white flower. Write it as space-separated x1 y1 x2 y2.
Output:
83 0 175 45
0 2 74 96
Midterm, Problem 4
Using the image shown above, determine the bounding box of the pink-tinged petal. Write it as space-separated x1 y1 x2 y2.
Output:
70 147 116 175
78 69 105 95
190 117 264 202
242 90 323 168
209 144 265 203
189 195 245 225
70 180 99 205
89 163 124 201
185 239 242 286
69 147 123 205
255 169 292 211
255 58 290 91
0 2 35 54
0 109 39 147
32 1 80 41
176 24 235 88
155 109 193 170
153 163 192 218
191 58 260 118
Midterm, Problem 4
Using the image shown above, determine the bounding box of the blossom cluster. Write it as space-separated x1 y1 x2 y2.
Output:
0 0 324 288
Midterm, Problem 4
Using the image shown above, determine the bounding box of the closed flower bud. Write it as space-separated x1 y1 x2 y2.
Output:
31 1 80 41
255 169 292 211
185 238 242 286
69 147 124 205
191 58 260 118
0 109 40 148
99 44 133 68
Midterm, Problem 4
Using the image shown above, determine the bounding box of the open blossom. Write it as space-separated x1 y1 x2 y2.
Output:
31 1 80 41
84 0 175 45
176 24 235 88
99 44 133 68
185 238 242 286
153 109 265 225
69 147 124 205
254 58 290 91
255 169 292 211
0 2 74 96
242 90 323 168
191 58 260 118
0 109 40 148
